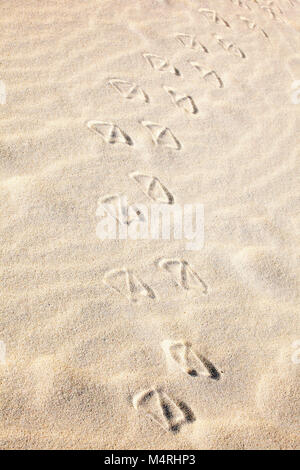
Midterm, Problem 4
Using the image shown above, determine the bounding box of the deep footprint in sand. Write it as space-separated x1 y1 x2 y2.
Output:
161 340 220 379
133 388 195 433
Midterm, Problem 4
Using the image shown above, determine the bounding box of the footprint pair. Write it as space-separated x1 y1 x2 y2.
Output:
133 340 220 433
87 119 182 150
103 259 208 304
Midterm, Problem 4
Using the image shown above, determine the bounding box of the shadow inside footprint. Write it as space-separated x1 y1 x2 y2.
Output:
198 355 220 380
178 401 196 423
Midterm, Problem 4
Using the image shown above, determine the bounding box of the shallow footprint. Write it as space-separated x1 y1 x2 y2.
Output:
103 268 156 303
163 87 198 114
108 79 149 103
129 172 174 204
133 388 194 433
97 194 143 226
86 121 133 145
198 9 231 28
230 0 252 10
260 4 282 22
175 33 208 53
212 34 246 58
143 53 180 76
237 15 269 38
189 61 224 88
161 340 220 379
157 258 208 294
141 121 181 150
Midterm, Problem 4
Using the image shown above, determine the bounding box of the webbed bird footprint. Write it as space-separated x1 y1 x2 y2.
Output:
157 258 208 294
230 0 252 9
141 121 181 150
133 388 195 433
97 194 143 226
163 87 198 114
212 34 246 58
260 5 281 21
87 121 133 145
143 53 180 76
103 268 156 303
108 79 149 103
237 15 269 38
175 33 208 53
198 8 231 28
161 340 220 379
189 61 223 88
129 172 174 204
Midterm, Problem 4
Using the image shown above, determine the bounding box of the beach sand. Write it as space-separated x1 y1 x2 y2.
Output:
0 0 299 449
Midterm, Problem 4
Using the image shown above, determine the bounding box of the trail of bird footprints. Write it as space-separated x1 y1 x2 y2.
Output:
87 8 276 150
230 0 288 23
86 1 297 433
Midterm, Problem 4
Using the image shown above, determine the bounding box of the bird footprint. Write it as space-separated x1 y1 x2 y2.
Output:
87 121 133 145
161 340 220 379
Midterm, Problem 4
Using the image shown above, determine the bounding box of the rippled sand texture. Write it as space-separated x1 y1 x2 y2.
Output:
0 0 299 450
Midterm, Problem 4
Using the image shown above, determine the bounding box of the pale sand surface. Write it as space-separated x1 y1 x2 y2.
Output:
0 0 299 449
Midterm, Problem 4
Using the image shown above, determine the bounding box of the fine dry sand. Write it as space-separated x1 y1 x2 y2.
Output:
0 0 299 450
